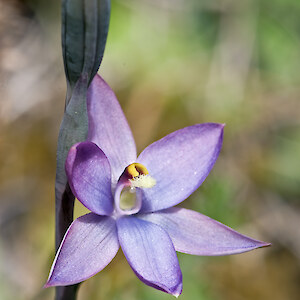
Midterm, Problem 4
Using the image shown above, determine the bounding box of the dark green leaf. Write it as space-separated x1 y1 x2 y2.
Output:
62 0 110 93
55 75 89 300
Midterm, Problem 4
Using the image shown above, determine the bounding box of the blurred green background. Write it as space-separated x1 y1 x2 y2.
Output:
1 0 300 299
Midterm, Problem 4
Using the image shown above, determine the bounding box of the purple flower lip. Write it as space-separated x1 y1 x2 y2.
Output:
46 75 270 296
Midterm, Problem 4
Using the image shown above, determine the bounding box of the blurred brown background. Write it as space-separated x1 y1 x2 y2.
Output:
1 0 300 299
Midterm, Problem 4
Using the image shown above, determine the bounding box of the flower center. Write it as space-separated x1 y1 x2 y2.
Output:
126 163 156 189
114 163 156 216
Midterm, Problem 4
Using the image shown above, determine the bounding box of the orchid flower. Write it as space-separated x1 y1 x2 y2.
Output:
46 74 270 296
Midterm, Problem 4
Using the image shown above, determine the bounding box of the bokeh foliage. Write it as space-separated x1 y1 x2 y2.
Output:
0 0 300 299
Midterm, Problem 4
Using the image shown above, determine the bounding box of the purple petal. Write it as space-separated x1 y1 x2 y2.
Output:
117 217 182 296
139 207 271 256
137 123 224 213
87 74 137 182
66 141 113 215
45 213 119 287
